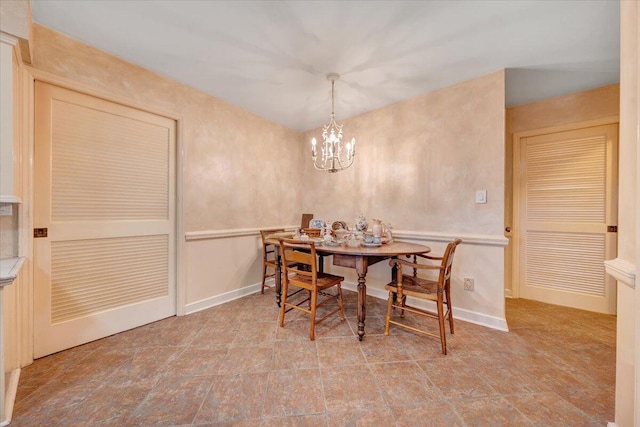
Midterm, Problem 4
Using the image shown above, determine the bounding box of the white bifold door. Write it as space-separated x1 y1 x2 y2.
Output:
34 82 177 358
516 123 618 314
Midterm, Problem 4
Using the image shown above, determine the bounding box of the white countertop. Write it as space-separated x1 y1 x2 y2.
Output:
0 257 25 287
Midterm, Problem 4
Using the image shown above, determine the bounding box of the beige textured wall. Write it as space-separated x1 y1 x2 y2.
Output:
301 71 506 235
31 24 302 232
506 84 619 136
301 71 508 322
29 24 304 305
30 24 509 322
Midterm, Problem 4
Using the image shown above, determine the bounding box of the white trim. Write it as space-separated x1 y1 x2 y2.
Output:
0 32 18 46
606 423 617 427
185 226 296 241
175 118 186 316
0 257 25 286
341 281 509 332
0 195 21 203
184 279 509 332
393 230 508 247
604 258 636 289
185 282 263 314
184 227 507 247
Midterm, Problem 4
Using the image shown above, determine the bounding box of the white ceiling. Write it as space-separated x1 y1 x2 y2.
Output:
30 0 620 132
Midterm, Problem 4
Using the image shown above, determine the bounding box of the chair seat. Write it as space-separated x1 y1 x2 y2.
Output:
290 272 344 290
385 274 439 300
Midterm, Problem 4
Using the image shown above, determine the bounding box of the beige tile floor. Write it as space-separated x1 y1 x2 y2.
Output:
11 290 615 426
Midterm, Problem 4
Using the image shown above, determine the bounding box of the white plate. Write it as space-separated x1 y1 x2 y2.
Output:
324 241 341 247
363 242 382 248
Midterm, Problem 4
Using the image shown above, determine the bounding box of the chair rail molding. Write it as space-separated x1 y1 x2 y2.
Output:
185 226 297 241
604 258 636 289
393 230 508 247
185 227 508 247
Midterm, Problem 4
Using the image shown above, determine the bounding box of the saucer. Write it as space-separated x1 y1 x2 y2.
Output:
363 242 382 248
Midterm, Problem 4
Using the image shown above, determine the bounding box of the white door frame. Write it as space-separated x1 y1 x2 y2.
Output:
511 116 619 299
17 65 186 366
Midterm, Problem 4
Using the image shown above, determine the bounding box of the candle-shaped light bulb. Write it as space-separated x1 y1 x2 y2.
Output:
351 138 356 155
311 138 317 157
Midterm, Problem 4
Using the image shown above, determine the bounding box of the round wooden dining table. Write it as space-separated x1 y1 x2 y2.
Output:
268 236 431 341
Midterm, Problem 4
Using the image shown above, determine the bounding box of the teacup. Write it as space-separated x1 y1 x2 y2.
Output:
373 236 381 244
364 234 374 244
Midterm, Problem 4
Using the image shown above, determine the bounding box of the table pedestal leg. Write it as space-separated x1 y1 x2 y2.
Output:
357 273 366 341
275 248 282 307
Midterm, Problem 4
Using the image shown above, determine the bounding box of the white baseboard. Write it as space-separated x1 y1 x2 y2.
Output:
185 282 263 314
607 422 617 427
342 281 509 332
185 279 509 332
184 279 508 332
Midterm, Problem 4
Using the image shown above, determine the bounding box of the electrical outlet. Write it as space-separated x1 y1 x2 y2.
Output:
463 278 474 291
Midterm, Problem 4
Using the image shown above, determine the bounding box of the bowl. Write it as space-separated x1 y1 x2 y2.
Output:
346 239 361 248
334 229 350 239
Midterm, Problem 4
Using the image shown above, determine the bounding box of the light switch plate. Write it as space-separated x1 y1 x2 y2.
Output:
475 190 487 204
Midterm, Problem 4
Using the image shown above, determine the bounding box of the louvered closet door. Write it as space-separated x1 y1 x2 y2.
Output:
34 82 176 358
518 124 617 314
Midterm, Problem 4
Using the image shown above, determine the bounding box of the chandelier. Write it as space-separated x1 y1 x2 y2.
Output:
311 73 356 173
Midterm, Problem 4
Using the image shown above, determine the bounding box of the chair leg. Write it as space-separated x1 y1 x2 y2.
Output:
261 263 267 294
400 295 407 318
279 279 288 328
384 291 393 335
446 285 454 334
309 289 318 341
337 284 345 321
437 297 447 355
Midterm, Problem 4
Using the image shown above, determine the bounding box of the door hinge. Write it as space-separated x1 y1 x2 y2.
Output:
607 225 617 233
34 228 48 238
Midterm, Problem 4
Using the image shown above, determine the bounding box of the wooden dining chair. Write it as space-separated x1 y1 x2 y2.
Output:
384 239 462 354
279 239 345 340
259 228 287 294
301 213 314 229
